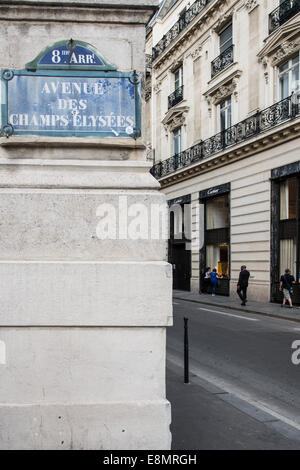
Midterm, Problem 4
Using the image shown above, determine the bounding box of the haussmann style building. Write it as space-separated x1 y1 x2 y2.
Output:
145 0 300 303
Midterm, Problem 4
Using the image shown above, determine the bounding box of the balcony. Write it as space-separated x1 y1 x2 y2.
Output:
168 85 184 109
152 0 210 61
211 45 234 79
269 0 300 35
151 94 299 180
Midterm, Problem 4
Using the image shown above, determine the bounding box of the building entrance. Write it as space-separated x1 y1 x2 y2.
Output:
271 165 300 303
199 184 230 296
168 195 191 292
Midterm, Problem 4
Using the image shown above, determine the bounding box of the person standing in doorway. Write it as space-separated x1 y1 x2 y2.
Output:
203 267 211 293
209 268 222 297
280 268 295 308
237 265 250 306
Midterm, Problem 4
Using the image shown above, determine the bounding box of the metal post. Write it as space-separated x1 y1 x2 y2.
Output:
184 317 189 384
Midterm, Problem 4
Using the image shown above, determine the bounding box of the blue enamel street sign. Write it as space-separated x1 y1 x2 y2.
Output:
39 44 105 68
25 40 117 72
1 41 141 138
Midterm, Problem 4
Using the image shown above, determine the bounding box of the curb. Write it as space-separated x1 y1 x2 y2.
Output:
173 295 300 324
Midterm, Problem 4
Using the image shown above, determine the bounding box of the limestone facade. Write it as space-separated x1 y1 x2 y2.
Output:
0 0 172 450
147 0 300 302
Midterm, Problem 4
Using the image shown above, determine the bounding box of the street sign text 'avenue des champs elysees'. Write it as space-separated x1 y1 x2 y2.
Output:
1 39 141 139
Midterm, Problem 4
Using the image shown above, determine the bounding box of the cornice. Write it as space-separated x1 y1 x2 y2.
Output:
162 105 190 133
204 68 242 96
258 20 300 60
271 38 300 66
0 4 153 23
0 0 159 8
157 118 300 188
169 57 184 72
212 13 232 33
152 0 238 73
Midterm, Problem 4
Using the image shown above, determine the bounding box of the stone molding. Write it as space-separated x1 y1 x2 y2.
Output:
169 57 183 72
258 21 300 66
0 4 154 24
190 44 203 60
204 69 241 113
212 14 232 33
161 105 189 134
0 158 159 189
211 80 238 104
244 0 259 13
271 39 300 66
157 118 300 188
154 80 162 93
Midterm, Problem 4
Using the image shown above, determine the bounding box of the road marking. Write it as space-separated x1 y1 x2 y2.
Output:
173 302 180 305
198 307 259 322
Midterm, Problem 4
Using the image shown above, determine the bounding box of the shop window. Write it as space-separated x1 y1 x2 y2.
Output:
206 194 229 229
280 238 296 277
278 52 300 100
280 176 297 219
206 243 229 277
271 171 300 303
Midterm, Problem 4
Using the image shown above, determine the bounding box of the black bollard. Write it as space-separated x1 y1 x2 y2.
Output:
184 317 189 384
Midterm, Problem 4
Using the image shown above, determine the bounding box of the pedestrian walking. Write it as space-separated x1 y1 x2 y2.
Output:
237 265 250 306
280 268 295 308
209 268 222 297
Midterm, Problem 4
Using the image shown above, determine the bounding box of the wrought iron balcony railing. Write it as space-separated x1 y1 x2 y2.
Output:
168 85 184 109
150 94 299 180
152 0 210 61
211 45 234 78
269 0 300 34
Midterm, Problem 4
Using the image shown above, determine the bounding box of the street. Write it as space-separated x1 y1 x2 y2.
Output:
167 298 300 450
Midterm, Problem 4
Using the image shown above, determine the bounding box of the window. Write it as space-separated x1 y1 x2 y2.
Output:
219 23 232 54
206 244 229 276
174 66 183 91
280 177 297 220
278 53 300 100
218 97 232 132
173 127 182 156
271 171 300 302
201 191 230 294
279 176 297 276
206 195 229 230
280 238 296 277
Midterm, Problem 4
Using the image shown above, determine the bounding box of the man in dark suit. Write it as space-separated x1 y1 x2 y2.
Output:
237 265 250 306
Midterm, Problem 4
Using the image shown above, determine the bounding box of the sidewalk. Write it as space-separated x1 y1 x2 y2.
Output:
173 290 300 323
